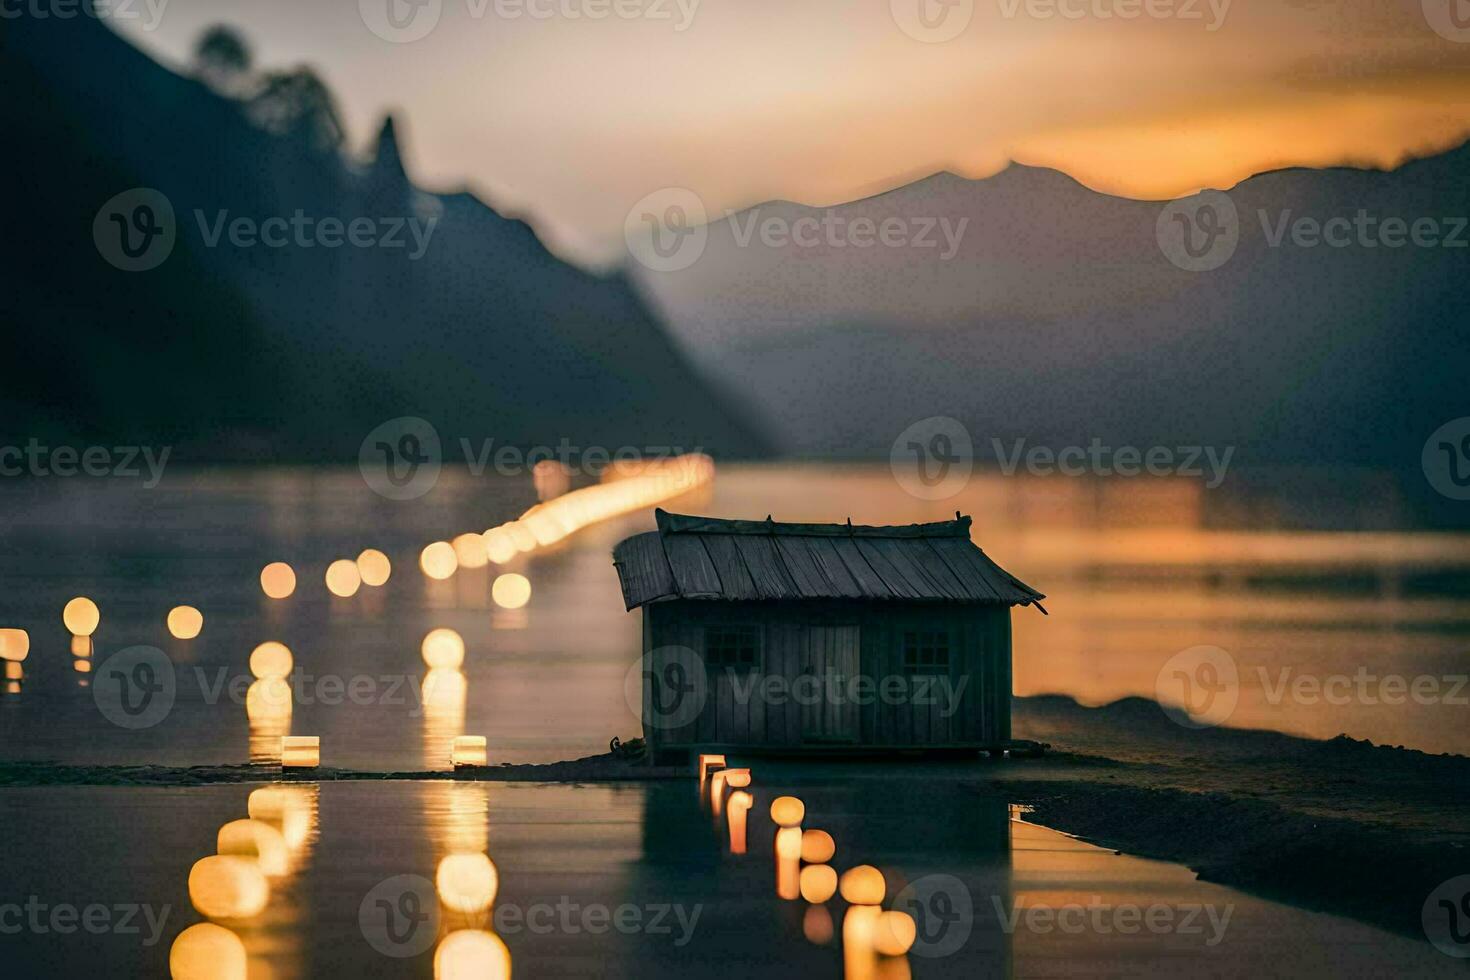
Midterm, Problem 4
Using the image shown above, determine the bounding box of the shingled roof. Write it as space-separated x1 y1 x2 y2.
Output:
611 509 1045 611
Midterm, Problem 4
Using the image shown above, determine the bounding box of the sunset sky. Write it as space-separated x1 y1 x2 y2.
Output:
116 0 1470 263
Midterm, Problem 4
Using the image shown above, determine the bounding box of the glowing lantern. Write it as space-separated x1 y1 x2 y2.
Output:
452 533 489 569
325 559 361 597
421 628 466 669
260 562 296 599
0 628 29 662
436 853 499 913
724 768 751 788
357 549 392 587
801 829 836 864
482 528 517 565
839 865 886 906
727 790 752 854
710 769 729 813
168 605 204 639
776 829 802 901
281 735 320 768
434 930 512 980
170 922 247 980
873 910 917 956
491 573 531 610
188 855 269 919
217 818 290 877
63 596 99 636
770 796 805 828
249 641 293 679
698 753 726 783
803 904 835 945
776 826 803 860
452 735 488 768
800 864 838 903
246 678 292 720
420 542 459 580
71 635 91 657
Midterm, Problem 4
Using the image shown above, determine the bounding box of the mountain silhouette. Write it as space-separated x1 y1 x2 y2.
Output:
641 150 1470 489
1 14 767 461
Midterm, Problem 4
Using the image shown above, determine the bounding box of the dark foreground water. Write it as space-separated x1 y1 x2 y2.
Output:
2 464 1468 767
0 776 1457 979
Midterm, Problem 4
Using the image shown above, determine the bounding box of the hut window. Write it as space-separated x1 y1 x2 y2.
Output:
902 630 949 673
705 626 761 671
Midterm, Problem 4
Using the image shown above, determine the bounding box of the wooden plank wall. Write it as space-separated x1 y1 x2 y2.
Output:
643 600 1013 749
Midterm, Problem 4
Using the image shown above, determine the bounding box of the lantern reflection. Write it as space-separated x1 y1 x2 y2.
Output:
873 911 917 956
248 785 317 855
434 929 511 980
436 853 499 913
427 782 489 856
217 819 290 877
188 855 269 919
803 904 835 945
170 922 247 980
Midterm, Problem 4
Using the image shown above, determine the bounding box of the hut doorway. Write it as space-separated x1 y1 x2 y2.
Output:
802 624 860 743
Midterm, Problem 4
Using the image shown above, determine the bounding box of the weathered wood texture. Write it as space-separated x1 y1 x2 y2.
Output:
641 599 1014 751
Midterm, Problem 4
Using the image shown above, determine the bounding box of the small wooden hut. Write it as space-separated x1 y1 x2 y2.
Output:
612 509 1045 760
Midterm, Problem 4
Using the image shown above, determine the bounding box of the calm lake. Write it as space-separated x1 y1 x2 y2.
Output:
2 463 1468 766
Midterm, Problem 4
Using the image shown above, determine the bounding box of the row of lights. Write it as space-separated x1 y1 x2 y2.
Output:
701 755 918 978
